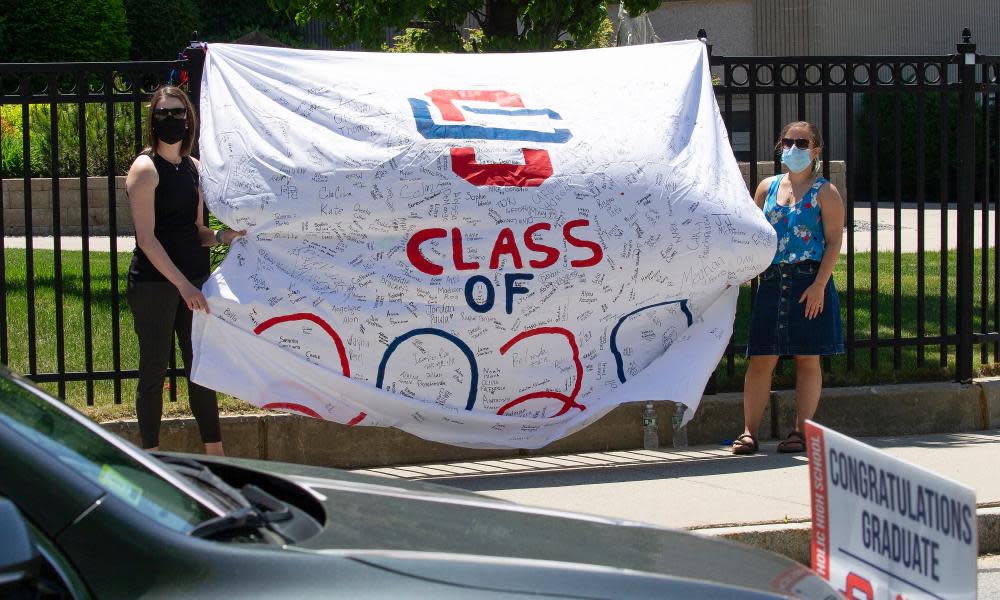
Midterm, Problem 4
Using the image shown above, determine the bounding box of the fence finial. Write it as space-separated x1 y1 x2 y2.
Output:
962 27 971 43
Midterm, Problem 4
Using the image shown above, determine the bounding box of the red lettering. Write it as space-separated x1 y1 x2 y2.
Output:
844 573 873 600
450 147 553 188
426 90 524 122
523 223 559 268
451 227 480 271
563 219 603 268
489 227 524 270
406 228 447 275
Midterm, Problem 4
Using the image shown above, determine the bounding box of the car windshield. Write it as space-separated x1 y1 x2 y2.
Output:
0 374 222 534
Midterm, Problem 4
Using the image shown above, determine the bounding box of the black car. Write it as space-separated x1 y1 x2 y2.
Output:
0 367 839 599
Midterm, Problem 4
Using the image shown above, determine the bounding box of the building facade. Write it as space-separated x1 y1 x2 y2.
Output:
617 0 1000 161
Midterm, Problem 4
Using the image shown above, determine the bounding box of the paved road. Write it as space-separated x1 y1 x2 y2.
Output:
357 430 1000 532
355 430 1000 594
4 207 998 254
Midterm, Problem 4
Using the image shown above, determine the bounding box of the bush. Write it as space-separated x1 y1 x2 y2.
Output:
854 91 991 203
0 0 130 62
124 0 201 60
196 0 304 46
1 104 144 179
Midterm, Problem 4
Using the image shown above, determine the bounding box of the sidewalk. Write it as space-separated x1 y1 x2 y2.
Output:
351 429 1000 563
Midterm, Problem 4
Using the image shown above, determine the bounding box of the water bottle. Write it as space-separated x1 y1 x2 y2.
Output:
672 402 688 449
642 402 658 449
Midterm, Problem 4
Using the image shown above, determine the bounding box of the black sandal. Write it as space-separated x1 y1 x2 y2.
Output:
777 430 806 453
731 433 759 455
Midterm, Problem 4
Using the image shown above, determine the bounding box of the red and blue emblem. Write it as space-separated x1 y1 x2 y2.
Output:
408 89 572 187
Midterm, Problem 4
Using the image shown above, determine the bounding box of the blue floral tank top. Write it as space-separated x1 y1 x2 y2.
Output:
764 175 828 264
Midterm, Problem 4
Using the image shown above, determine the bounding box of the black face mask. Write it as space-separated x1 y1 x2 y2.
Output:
153 118 187 145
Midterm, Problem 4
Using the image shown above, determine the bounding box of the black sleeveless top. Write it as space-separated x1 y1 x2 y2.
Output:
128 153 209 283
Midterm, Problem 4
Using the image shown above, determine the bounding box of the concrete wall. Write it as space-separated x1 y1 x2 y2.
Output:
624 0 755 56
809 0 1000 56
101 379 996 469
643 0 1000 56
2 176 132 235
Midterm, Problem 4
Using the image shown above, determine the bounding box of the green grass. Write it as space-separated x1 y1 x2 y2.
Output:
3 247 999 420
1 247 256 421
715 248 1000 390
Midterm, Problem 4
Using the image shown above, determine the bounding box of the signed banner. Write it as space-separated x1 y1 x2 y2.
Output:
191 41 775 448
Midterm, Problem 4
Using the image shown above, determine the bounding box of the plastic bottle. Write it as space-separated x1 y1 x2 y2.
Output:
672 402 688 449
642 402 658 450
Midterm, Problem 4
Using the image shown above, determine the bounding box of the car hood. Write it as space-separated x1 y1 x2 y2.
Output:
191 455 835 598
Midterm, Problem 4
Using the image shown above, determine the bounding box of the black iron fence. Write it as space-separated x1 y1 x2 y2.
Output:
0 32 998 406
709 29 1000 388
0 54 193 405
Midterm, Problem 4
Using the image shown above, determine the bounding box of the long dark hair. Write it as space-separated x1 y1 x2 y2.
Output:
145 86 198 157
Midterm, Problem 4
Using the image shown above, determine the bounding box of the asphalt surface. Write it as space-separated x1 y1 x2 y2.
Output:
356 430 1000 532
355 430 1000 595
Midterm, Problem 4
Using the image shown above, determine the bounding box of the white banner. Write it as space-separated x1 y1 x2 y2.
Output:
805 421 977 599
190 41 775 448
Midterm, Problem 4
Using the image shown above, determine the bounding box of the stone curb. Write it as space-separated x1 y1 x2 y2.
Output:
693 505 1000 564
101 378 1000 469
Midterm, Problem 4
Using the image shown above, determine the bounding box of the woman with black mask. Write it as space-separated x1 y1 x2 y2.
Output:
125 86 245 454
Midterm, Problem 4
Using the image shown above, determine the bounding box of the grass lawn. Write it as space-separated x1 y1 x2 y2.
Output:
1 247 257 421
2 246 998 421
716 248 1000 391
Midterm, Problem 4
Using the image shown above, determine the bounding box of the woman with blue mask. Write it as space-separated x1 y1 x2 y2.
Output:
731 121 845 455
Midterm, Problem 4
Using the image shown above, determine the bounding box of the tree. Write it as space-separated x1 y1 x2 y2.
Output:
124 0 201 60
197 0 306 48
0 0 130 62
269 0 661 52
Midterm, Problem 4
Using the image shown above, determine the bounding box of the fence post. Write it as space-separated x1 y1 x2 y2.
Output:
183 33 207 159
956 28 977 382
699 28 718 397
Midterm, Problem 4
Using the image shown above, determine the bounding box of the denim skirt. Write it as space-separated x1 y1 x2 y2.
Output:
746 260 845 356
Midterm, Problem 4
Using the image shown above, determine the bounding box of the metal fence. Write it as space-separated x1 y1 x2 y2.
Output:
1 33 998 406
0 54 192 405
709 28 1000 388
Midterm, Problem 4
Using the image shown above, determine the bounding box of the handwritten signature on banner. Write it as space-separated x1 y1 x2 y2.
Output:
196 41 777 445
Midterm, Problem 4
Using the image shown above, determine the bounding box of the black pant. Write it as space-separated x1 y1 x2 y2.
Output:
128 278 221 448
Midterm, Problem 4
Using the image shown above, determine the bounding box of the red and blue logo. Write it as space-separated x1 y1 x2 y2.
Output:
408 89 572 187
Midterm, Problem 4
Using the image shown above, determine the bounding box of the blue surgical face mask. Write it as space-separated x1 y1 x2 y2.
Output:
782 147 813 173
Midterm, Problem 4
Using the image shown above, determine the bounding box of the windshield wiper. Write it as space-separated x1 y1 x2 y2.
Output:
156 455 250 510
189 492 295 542
189 506 265 539
157 455 296 542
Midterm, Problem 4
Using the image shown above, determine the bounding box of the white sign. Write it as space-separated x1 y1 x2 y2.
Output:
190 41 776 449
805 421 977 599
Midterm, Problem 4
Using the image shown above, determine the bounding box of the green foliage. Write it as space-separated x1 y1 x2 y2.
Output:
207 214 231 269
0 0 130 62
854 91 989 202
197 0 305 47
386 27 467 53
1 104 144 178
272 0 659 52
124 0 201 60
